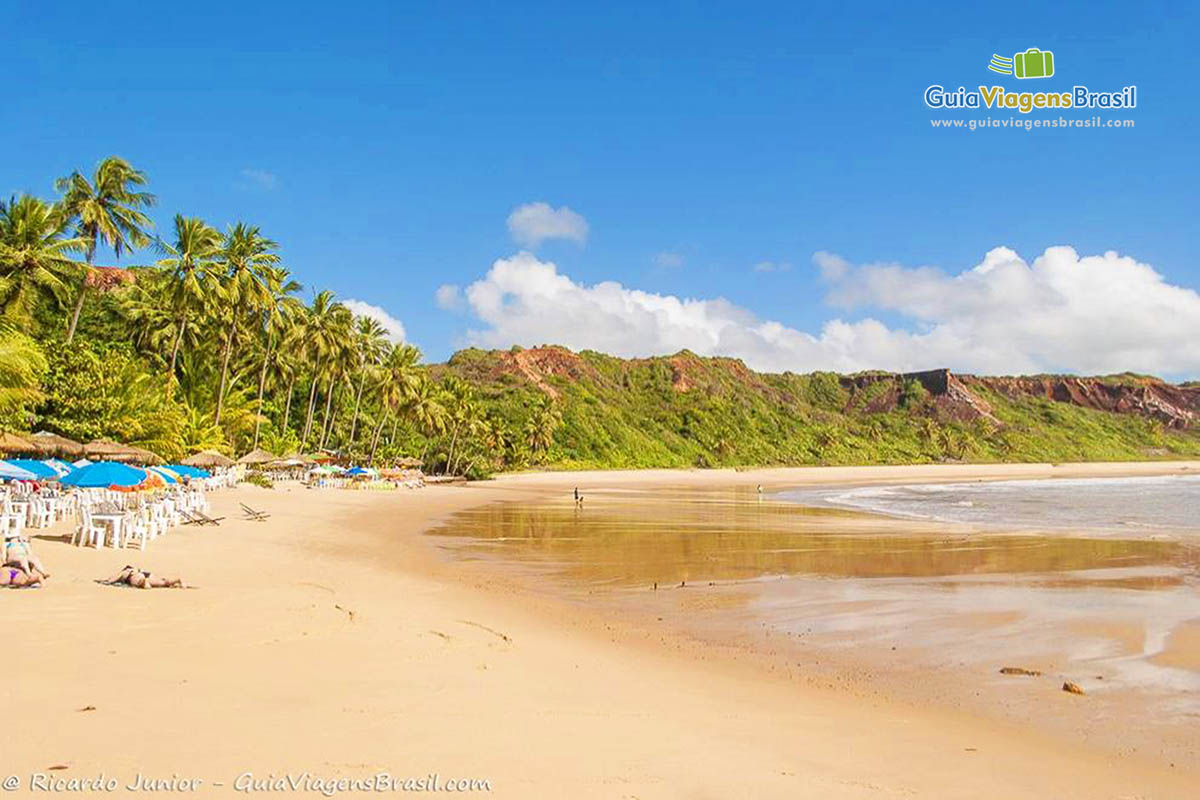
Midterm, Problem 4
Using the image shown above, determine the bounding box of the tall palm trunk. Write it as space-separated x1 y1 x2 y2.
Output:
300 376 319 448
445 421 462 476
348 370 367 446
369 409 390 464
252 343 272 450
281 376 296 436
319 378 336 450
389 414 400 446
65 239 96 343
168 317 186 381
214 322 237 425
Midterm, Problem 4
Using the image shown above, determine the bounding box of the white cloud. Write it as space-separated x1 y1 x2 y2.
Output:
237 168 278 191
654 251 685 268
506 202 589 248
343 299 406 343
435 284 463 310
453 247 1200 378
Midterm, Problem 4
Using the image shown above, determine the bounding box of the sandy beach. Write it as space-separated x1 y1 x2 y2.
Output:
8 461 1200 798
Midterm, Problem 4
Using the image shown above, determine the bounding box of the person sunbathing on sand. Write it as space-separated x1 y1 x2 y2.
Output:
5 537 49 579
101 565 187 590
1 564 42 588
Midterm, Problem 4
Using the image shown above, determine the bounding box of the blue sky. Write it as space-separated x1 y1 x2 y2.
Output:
6 1 1199 376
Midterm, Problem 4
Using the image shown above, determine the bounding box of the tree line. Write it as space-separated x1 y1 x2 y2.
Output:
0 157 560 474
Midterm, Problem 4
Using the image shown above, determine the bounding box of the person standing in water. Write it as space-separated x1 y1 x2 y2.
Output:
574 487 583 507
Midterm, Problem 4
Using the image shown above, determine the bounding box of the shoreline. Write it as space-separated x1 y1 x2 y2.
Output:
9 461 1200 798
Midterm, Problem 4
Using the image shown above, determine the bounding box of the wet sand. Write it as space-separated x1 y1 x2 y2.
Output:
431 466 1200 766
7 461 1200 798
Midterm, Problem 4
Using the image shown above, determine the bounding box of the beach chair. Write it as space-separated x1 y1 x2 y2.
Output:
181 509 224 526
240 503 270 521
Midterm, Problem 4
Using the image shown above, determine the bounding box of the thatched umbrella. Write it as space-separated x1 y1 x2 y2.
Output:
29 430 86 458
182 449 235 468
84 439 163 465
394 457 424 468
237 448 277 466
0 432 40 456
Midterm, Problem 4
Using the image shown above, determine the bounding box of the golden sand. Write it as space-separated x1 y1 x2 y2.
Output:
7 461 1200 798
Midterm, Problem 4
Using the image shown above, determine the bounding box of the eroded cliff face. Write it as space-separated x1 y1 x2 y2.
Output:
839 368 1198 428
964 374 1199 429
463 346 1199 429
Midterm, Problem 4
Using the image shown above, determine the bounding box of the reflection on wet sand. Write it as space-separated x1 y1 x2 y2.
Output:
429 484 1200 752
429 487 1194 586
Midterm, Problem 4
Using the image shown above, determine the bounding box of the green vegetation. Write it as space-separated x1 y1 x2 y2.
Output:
1 157 1196 476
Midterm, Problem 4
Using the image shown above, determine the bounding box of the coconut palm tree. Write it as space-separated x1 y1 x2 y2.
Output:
55 157 155 342
251 266 302 449
368 343 421 462
296 290 351 446
347 316 390 447
405 376 447 462
525 394 561 458
0 195 85 325
317 328 357 450
156 215 222 382
213 223 280 424
0 318 47 424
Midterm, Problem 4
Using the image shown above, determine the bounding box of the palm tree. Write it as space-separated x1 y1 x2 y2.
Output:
317 329 357 450
213 223 280 424
296 290 351 447
405 376 447 462
0 318 48 423
347 316 389 448
156 215 222 382
0 195 85 325
525 394 561 458
368 343 421 462
55 157 155 342
251 267 302 449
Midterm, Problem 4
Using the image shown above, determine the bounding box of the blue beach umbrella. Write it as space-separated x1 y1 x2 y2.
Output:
5 459 60 479
60 461 148 488
0 461 38 480
163 464 210 479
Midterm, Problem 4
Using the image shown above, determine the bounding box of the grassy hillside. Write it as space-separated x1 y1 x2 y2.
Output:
438 346 1200 471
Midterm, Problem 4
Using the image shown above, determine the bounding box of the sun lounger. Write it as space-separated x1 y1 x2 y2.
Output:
240 503 270 521
181 509 224 526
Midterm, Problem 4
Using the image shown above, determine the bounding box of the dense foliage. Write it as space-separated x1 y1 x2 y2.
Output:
1 157 1196 475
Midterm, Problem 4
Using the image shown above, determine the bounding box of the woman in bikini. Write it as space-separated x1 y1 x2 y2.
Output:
4 537 49 580
101 565 186 589
0 564 42 588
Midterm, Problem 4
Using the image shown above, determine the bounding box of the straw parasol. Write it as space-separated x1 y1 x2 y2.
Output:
236 447 277 466
182 449 235 468
84 439 163 465
0 431 43 456
394 457 424 468
29 430 86 458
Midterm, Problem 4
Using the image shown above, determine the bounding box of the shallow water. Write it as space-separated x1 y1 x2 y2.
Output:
786 474 1200 533
428 479 1200 728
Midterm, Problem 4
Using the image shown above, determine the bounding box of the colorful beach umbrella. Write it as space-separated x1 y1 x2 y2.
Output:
147 466 180 484
43 458 75 476
4 459 60 479
60 461 148 488
0 461 38 480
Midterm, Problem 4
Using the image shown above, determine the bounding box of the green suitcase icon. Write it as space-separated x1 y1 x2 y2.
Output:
1014 48 1054 79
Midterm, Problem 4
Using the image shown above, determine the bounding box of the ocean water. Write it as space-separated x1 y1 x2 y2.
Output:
781 474 1200 535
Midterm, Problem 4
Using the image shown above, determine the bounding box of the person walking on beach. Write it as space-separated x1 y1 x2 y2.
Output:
574 487 583 507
